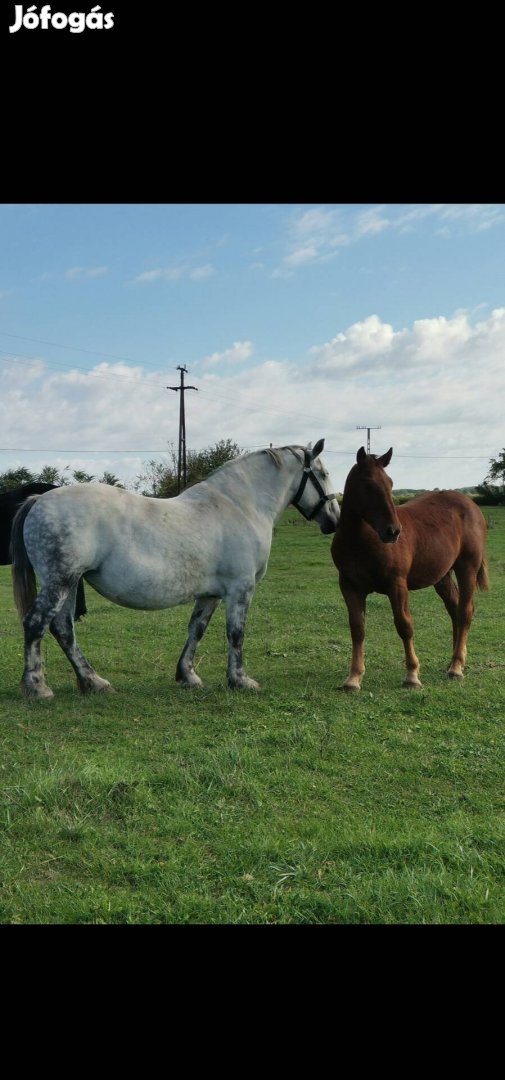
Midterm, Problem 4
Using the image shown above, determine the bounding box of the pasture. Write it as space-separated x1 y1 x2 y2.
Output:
1 507 504 923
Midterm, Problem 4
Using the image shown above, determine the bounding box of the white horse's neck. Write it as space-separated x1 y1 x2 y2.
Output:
203 447 304 523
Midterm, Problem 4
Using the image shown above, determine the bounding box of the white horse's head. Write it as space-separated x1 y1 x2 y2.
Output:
289 439 340 534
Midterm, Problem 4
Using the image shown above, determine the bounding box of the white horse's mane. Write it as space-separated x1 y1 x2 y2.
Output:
210 444 305 478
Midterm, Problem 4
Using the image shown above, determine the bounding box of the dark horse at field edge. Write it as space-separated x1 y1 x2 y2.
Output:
0 483 87 620
331 447 489 690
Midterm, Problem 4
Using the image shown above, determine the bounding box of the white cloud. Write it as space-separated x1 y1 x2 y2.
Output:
1 309 503 493
274 207 348 275
190 264 215 280
202 340 254 367
132 263 215 284
354 206 391 237
132 267 184 283
65 266 108 280
272 204 505 275
310 314 398 370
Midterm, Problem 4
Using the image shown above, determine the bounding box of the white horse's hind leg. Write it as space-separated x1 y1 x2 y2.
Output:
176 597 221 688
21 586 69 700
50 598 113 694
225 586 260 691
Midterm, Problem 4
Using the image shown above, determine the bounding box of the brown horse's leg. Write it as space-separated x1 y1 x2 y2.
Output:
388 582 422 688
434 572 459 650
447 562 477 679
339 575 367 691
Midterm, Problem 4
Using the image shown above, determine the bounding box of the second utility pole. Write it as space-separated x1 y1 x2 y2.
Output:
356 425 381 455
167 365 198 493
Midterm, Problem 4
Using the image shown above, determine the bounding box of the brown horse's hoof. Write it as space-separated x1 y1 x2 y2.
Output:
447 671 464 680
402 680 422 690
339 683 361 693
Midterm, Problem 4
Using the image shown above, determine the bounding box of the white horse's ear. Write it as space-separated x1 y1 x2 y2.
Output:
377 447 393 468
311 438 325 459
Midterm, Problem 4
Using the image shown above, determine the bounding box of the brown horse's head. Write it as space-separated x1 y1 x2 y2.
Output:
343 447 401 543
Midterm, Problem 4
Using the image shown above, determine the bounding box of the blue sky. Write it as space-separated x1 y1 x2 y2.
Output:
1 202 504 491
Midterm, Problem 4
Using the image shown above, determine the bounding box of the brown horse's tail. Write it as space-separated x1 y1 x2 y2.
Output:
10 497 38 620
477 556 490 592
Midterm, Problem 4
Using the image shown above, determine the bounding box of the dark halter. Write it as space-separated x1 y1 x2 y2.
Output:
289 448 337 521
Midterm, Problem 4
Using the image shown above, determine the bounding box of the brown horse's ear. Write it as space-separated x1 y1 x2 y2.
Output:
357 447 367 467
311 438 325 459
377 447 393 468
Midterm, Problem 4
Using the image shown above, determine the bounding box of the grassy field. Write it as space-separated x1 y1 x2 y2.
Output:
1 506 504 924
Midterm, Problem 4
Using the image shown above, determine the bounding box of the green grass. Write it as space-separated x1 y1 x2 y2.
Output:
1 508 504 923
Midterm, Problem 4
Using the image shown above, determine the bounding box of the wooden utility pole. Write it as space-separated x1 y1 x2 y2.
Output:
356 425 381 455
167 366 198 492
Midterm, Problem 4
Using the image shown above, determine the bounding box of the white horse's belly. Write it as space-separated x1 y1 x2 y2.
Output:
85 556 215 610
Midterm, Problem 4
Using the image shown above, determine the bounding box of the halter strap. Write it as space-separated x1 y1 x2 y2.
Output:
288 448 337 521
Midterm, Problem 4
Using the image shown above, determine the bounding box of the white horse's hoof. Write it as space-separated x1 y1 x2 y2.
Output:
22 681 54 701
177 676 204 690
78 676 114 694
229 677 260 691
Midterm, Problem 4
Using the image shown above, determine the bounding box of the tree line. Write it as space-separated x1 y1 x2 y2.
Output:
473 448 505 505
0 439 242 496
1 441 504 503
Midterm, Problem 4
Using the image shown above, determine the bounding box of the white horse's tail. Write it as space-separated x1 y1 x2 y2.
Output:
11 497 38 620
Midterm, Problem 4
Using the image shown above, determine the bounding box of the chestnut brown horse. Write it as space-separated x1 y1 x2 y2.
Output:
331 447 489 690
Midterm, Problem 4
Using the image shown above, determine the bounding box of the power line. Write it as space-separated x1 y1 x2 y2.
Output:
0 349 167 387
0 346 334 428
0 446 493 460
0 329 340 426
0 329 162 369
3 335 486 450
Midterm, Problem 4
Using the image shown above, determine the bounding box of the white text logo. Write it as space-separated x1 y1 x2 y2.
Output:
9 5 114 32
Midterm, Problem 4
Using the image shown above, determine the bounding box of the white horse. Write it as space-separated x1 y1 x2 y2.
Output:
11 439 340 700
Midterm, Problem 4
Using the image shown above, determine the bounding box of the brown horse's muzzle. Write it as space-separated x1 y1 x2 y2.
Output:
380 524 401 543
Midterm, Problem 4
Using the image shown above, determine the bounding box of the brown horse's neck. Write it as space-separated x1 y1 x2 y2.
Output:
338 496 365 538
339 472 364 535
337 460 401 546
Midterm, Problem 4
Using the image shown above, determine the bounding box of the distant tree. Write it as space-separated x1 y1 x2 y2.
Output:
475 449 505 505
134 459 167 497
98 471 124 487
486 449 505 488
38 465 70 485
73 470 95 484
186 439 242 487
135 439 242 498
0 466 36 490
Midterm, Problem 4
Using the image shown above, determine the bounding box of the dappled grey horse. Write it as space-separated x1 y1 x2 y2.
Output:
11 440 339 700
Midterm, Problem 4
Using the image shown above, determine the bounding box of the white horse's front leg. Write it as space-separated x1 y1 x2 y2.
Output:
225 586 260 691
